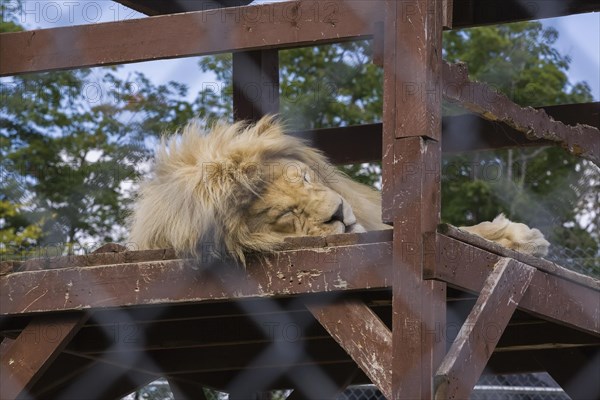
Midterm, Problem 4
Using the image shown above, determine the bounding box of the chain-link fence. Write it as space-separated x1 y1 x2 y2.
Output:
126 372 570 399
546 245 600 278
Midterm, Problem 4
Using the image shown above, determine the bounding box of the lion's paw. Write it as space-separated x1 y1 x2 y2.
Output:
460 214 550 257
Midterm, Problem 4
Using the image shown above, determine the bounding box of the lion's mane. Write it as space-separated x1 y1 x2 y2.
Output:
128 116 386 262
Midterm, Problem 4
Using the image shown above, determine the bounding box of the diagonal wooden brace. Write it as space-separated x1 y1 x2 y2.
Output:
434 258 535 399
306 300 392 399
0 313 86 400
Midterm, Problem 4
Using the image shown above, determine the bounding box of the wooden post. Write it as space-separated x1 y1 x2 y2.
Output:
434 258 535 399
232 50 279 122
382 1 445 399
0 313 86 399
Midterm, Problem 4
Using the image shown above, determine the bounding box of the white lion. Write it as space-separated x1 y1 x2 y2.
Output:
129 116 549 263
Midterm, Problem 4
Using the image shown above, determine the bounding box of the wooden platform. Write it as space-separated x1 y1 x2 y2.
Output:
1 228 598 398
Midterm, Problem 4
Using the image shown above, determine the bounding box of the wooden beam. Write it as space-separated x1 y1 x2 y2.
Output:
1 241 392 315
428 234 600 336
288 102 598 164
442 62 600 166
306 300 393 399
0 313 86 400
434 258 535 399
233 50 279 122
116 0 600 27
0 0 381 76
28 354 95 398
438 224 600 289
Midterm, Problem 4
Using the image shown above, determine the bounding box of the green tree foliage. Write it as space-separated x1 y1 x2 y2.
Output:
442 22 598 273
1 13 204 256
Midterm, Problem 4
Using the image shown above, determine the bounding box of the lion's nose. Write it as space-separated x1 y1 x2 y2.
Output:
328 203 345 223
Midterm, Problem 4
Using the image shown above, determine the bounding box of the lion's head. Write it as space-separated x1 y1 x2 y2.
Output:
128 116 387 263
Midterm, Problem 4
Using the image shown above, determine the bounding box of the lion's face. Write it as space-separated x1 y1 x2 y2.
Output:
246 162 364 239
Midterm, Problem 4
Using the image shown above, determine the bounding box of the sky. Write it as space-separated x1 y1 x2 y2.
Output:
4 0 600 102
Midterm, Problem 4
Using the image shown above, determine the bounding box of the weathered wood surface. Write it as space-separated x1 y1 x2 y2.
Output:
287 102 598 164
442 61 600 166
428 234 600 336
382 1 446 398
434 258 535 399
4 230 391 274
114 0 599 27
0 241 392 315
0 0 381 76
306 300 392 399
439 224 600 289
4 0 594 76
0 313 86 400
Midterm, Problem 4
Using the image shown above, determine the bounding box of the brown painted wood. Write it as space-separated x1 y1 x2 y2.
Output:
381 1 445 397
0 0 381 76
306 300 393 399
443 0 453 29
37 359 160 400
28 354 95 399
433 258 536 399
390 0 442 141
442 61 600 166
233 50 279 122
439 224 600 289
429 234 600 336
0 313 86 400
1 242 393 315
11 230 390 273
116 0 599 27
287 102 598 165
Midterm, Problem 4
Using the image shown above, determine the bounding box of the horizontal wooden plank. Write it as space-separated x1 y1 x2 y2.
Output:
115 0 599 28
438 224 600 290
428 234 600 336
0 0 380 76
291 102 598 163
0 242 393 315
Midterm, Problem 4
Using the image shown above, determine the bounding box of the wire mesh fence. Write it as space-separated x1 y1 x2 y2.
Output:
125 372 571 399
546 245 600 278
